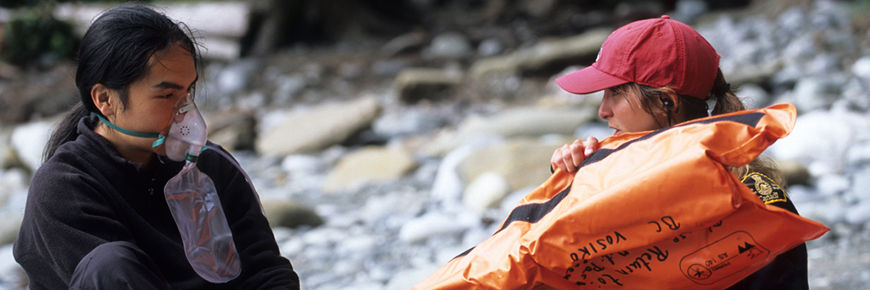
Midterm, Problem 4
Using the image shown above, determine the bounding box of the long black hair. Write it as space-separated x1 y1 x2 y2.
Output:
43 4 200 162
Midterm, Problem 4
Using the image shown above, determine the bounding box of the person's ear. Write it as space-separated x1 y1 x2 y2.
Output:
659 93 679 114
91 84 116 117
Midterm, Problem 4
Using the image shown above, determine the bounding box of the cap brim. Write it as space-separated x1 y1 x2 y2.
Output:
555 65 630 95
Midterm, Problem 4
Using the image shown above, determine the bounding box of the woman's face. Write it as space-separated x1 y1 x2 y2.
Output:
598 85 664 135
103 44 197 163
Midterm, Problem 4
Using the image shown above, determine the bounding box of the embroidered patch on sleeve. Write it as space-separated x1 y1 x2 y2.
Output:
742 172 787 204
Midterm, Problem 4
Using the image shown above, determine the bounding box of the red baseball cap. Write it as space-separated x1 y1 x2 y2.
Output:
556 15 720 99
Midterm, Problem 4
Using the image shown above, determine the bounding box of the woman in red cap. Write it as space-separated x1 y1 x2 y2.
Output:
551 15 807 290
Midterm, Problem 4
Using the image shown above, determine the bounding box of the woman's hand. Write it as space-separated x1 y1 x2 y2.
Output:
550 137 600 173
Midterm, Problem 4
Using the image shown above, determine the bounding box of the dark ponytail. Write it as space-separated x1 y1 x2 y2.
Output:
42 4 199 162
709 68 744 116
704 69 785 186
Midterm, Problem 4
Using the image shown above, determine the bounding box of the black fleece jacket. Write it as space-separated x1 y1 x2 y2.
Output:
14 116 300 289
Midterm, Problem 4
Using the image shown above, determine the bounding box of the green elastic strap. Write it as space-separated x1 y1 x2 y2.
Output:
185 146 209 163
94 113 166 147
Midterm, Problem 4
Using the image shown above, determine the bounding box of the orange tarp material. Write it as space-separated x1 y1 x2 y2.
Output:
413 104 829 290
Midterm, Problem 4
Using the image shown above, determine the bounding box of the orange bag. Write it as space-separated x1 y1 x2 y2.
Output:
413 104 829 290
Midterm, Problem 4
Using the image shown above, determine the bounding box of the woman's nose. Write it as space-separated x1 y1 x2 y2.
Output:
598 95 612 120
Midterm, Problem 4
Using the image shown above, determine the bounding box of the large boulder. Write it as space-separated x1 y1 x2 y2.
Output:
468 28 610 79
456 137 571 191
256 96 381 156
322 146 418 193
419 106 595 157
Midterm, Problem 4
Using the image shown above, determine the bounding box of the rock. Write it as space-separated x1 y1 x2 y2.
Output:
814 173 849 197
852 56 870 80
420 107 595 158
203 110 257 151
256 96 381 155
322 146 418 193
0 129 24 171
849 167 870 202
0 244 25 288
392 67 464 104
280 154 325 175
768 109 869 170
384 265 441 290
215 59 262 97
462 172 511 214
792 76 844 113
0 169 27 209
477 38 504 57
425 32 472 60
672 0 708 23
726 59 783 88
782 33 817 63
456 137 570 191
430 136 503 203
398 212 472 243
846 141 870 166
271 75 307 106
54 2 248 60
10 121 54 172
372 107 447 137
844 201 870 226
0 212 22 246
773 158 811 187
381 31 428 57
360 189 427 224
736 83 770 110
260 199 324 229
520 0 558 19
797 196 846 226
469 28 611 79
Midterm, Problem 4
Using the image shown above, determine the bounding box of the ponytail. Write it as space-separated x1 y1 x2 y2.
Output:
709 68 744 116
43 102 89 162
704 68 785 187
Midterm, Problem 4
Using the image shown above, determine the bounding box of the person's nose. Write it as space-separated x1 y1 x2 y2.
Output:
598 92 613 120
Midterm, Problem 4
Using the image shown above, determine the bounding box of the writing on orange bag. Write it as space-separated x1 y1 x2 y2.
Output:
413 104 830 290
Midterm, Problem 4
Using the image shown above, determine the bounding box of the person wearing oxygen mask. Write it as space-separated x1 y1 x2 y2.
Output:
13 4 300 290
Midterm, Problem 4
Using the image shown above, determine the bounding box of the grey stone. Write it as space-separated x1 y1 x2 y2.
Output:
392 67 464 103
426 32 472 60
736 83 770 110
260 199 323 229
10 121 53 172
256 96 381 155
462 172 511 214
420 107 595 157
322 146 418 193
456 137 572 191
773 158 811 187
469 28 610 79
203 110 257 151
792 77 843 113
